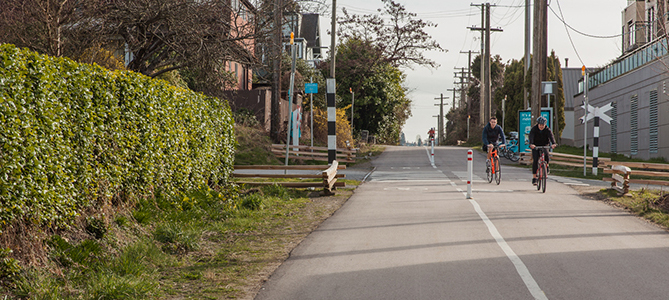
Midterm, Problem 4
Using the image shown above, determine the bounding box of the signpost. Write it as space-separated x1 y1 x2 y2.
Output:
579 103 613 175
305 81 318 151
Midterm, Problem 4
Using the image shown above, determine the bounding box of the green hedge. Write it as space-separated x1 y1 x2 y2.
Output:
0 44 235 231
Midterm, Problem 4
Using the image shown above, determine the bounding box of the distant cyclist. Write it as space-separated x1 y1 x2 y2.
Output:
482 116 506 161
529 116 557 185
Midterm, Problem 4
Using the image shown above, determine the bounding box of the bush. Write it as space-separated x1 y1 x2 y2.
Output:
0 44 236 232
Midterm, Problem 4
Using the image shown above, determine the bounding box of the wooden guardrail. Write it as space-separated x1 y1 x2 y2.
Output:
603 161 669 195
233 161 346 195
271 144 357 163
519 151 610 168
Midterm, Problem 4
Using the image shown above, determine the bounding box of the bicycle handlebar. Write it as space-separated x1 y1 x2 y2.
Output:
533 145 553 149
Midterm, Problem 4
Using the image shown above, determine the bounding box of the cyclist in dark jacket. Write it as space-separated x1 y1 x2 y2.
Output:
529 116 557 185
482 116 506 160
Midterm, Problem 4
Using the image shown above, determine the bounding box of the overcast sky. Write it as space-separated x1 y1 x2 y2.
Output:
319 0 627 143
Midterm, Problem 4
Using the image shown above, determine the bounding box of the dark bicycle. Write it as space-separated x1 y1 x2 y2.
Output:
534 145 551 193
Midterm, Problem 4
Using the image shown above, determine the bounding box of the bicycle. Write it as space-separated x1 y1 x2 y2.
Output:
486 144 502 185
501 139 520 162
533 145 552 193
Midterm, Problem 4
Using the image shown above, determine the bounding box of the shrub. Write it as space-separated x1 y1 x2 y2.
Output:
0 44 236 232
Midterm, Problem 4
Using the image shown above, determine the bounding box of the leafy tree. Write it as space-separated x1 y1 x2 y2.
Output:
338 0 445 69
321 38 411 145
523 51 566 138
494 58 525 133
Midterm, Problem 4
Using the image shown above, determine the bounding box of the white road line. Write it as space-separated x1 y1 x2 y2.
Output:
468 199 548 300
424 146 436 168
450 180 548 300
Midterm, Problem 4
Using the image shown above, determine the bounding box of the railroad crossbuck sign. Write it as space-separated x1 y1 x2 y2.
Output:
579 103 613 124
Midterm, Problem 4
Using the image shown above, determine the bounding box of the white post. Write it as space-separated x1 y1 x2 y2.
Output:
431 138 435 164
467 149 473 199
285 33 297 168
583 73 589 176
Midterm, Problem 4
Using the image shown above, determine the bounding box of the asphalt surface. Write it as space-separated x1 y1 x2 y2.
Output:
255 146 669 300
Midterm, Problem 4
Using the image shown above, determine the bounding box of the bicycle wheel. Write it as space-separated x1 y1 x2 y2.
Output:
509 151 520 162
536 165 542 191
494 156 501 185
541 162 547 193
486 159 493 183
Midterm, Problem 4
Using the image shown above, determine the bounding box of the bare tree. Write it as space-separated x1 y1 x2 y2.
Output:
0 0 99 58
337 0 445 70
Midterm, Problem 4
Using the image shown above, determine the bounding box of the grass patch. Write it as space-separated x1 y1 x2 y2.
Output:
602 188 669 229
3 182 353 299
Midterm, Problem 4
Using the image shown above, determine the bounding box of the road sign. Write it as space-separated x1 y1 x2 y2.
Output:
579 103 613 124
305 83 318 94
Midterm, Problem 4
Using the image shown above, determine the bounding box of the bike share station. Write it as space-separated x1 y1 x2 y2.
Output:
518 109 552 154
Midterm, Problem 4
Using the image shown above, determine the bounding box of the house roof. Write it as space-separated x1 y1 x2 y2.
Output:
300 13 320 49
562 68 584 108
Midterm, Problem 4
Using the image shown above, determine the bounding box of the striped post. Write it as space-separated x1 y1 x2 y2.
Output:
467 149 473 199
327 79 336 164
592 116 600 175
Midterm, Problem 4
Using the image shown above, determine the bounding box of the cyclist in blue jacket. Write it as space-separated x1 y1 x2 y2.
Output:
482 116 506 161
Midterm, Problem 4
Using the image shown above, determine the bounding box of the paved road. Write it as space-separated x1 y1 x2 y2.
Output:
255 146 669 300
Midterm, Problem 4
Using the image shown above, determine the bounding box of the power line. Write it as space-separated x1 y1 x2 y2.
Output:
549 2 622 39
554 0 585 66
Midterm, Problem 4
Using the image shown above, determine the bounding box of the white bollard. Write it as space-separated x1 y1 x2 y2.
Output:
467 149 473 199
431 138 435 164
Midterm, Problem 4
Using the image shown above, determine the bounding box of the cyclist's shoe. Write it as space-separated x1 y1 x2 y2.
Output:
532 178 537 185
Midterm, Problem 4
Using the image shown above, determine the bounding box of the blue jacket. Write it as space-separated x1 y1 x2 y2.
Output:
482 123 506 146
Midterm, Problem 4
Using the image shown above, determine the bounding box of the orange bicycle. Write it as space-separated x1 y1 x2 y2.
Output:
486 144 502 185
534 145 551 193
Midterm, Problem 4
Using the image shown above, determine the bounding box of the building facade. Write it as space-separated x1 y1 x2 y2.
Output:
567 1 669 160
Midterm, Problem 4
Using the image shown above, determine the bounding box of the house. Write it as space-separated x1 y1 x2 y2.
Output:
570 0 669 160
226 0 257 91
282 12 322 66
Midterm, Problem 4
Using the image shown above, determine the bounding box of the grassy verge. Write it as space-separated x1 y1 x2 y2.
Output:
2 184 355 299
598 188 669 229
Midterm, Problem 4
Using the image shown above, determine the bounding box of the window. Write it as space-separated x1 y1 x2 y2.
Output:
628 20 635 47
648 7 655 42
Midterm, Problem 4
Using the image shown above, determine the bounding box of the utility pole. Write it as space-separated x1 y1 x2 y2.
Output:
330 0 336 78
446 87 457 110
524 0 531 109
469 3 502 125
270 0 283 142
434 94 449 145
327 0 337 163
531 0 546 124
454 68 469 108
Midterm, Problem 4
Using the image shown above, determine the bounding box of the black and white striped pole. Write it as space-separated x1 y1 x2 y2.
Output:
327 78 336 164
592 116 600 176
467 149 473 199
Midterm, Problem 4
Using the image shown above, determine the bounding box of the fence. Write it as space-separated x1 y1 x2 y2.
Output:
603 161 669 195
519 151 610 168
233 161 346 195
270 144 357 163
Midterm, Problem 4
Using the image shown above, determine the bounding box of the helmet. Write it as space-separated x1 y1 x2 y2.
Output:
536 116 547 125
